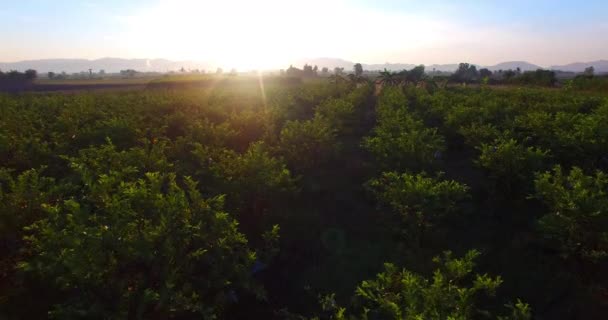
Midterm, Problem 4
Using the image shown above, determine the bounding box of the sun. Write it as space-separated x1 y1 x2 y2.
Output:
122 0 303 70
120 0 440 70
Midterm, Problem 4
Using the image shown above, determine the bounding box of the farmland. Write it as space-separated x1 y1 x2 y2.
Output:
1 74 608 319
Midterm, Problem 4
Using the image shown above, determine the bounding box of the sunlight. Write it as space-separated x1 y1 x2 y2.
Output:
119 0 453 69
4 1 608 318
122 0 301 69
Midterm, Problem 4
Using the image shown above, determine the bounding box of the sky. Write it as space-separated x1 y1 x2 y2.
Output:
1 0 607 68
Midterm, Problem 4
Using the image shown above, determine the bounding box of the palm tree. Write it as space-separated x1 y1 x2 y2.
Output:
397 69 410 86
347 73 368 85
396 65 426 87
376 69 400 86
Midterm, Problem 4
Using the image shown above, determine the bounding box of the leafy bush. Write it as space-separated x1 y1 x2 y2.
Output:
367 172 468 245
203 142 295 210
477 138 548 194
533 166 608 264
20 172 264 319
458 123 504 147
314 98 355 133
5 77 608 318
363 88 444 172
317 250 530 320
569 75 608 92
511 69 557 87
278 117 338 171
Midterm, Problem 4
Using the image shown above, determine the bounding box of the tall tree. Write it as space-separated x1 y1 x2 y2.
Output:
376 69 400 86
24 69 37 81
353 63 363 77
479 68 492 79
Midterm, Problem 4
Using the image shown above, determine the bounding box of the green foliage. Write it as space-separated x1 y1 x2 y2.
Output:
0 167 68 302
376 66 427 88
363 87 445 172
20 171 260 319
0 168 63 238
195 141 296 214
499 300 533 320
278 117 338 171
533 166 608 263
4 76 608 318
319 250 530 320
512 69 556 87
315 98 356 133
458 123 503 147
569 75 608 92
367 172 468 244
477 137 548 194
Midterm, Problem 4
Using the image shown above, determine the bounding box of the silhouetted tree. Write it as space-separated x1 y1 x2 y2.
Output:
354 63 363 77
405 65 425 83
479 68 492 79
503 69 516 80
584 66 595 77
451 63 479 83
285 65 302 77
518 69 557 86
24 69 37 80
377 69 400 86
47 72 56 79
120 69 137 78
302 64 317 77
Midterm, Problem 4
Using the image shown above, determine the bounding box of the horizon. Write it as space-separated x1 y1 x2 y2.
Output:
1 56 607 73
2 1 608 69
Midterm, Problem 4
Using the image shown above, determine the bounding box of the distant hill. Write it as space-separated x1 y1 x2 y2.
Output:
2 57 607 74
550 60 608 73
295 58 546 73
485 61 542 72
294 57 356 70
0 58 211 74
366 63 459 72
295 58 460 72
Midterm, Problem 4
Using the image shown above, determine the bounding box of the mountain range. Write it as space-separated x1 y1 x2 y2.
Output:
0 58 210 74
297 58 606 73
549 60 608 73
1 57 607 74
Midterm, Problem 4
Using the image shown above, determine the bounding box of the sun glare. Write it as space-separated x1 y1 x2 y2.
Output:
121 0 308 70
119 0 447 70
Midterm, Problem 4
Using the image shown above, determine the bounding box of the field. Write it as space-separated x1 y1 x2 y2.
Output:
1 76 608 319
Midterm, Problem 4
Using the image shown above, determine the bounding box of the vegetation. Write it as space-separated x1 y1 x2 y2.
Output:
1 66 608 319
312 251 531 320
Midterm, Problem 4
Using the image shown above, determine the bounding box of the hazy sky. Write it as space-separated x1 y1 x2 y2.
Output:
1 0 607 68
